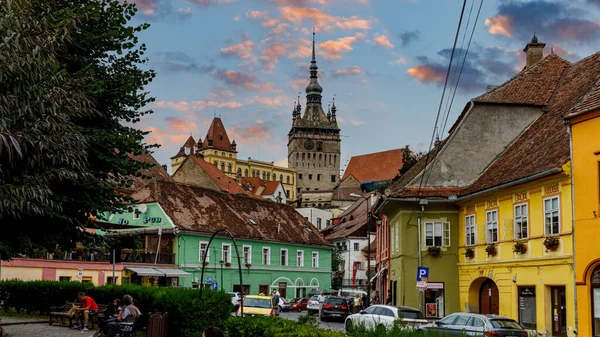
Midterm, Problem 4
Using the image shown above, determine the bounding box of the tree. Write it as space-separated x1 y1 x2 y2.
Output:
0 0 155 259
392 145 425 182
331 248 344 290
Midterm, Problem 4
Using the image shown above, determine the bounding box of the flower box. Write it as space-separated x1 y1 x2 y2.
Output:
464 247 474 259
485 243 497 257
513 241 527 254
225 262 232 267
428 246 441 257
543 236 560 251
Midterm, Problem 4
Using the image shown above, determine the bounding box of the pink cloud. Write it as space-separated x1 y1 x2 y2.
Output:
154 100 242 112
290 78 307 91
332 65 363 77
218 101 243 109
289 39 312 59
209 87 234 99
318 33 365 60
260 38 291 70
278 7 372 31
129 0 158 15
350 119 365 126
275 158 288 167
407 65 445 84
165 117 198 133
145 127 190 146
233 14 241 21
373 34 394 48
389 56 407 66
247 10 270 19
485 15 512 37
248 96 286 108
221 37 255 59
229 124 272 143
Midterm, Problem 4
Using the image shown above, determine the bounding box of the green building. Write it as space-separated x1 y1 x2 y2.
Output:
100 179 332 297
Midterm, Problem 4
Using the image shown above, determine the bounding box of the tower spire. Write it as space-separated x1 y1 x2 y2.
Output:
311 27 316 64
305 28 323 103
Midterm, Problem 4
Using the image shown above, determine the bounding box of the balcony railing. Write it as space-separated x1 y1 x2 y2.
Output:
41 251 176 265
342 278 369 287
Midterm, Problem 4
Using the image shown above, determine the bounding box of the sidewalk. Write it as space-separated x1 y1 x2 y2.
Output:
1 316 99 337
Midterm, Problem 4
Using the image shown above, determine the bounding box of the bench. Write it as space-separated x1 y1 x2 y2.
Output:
49 301 108 329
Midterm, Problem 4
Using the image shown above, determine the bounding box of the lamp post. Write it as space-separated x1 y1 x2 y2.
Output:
349 193 379 308
219 260 224 290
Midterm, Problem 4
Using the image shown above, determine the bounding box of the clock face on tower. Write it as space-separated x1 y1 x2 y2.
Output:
304 139 314 150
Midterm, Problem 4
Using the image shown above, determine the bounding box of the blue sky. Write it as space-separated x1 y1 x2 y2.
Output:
131 0 600 174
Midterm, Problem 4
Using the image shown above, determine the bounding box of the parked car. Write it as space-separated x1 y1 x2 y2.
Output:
290 298 309 312
417 312 528 336
320 296 351 322
345 305 428 332
307 295 321 316
236 295 276 317
227 292 242 312
279 297 291 312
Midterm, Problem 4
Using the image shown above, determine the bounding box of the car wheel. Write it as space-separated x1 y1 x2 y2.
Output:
345 319 353 333
297 308 302 312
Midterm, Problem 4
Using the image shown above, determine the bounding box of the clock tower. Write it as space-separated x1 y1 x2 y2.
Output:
288 30 341 203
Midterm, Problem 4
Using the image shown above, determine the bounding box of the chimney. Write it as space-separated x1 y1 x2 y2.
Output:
523 33 545 68
161 165 167 171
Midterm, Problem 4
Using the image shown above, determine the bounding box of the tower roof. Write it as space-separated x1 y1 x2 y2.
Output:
202 117 235 152
183 136 196 148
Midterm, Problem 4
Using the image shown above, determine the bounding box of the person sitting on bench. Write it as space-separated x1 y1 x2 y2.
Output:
105 295 140 336
72 292 99 331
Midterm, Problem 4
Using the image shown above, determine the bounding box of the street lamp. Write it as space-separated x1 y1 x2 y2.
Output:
349 193 379 308
219 260 224 290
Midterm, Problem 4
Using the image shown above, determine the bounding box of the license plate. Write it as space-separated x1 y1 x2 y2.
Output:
331 314 340 316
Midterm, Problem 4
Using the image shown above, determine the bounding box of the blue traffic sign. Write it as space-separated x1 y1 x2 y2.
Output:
417 267 429 281
207 276 214 283
211 282 218 290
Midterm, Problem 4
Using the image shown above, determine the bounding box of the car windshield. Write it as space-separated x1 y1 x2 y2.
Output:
229 294 236 298
243 298 271 309
310 296 319 301
400 310 425 319
490 319 522 329
326 298 346 305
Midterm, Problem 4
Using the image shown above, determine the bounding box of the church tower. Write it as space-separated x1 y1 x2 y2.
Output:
288 30 341 201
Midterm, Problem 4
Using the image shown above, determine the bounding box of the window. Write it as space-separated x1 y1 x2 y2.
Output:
199 241 210 262
391 224 395 251
286 190 290 197
299 174 303 180
317 217 322 229
317 142 323 152
245 169 248 177
317 174 321 181
424 222 450 247
262 172 266 180
486 210 498 242
514 204 529 239
237 168 241 176
222 244 231 263
296 250 304 267
252 170 255 177
262 247 270 265
331 175 336 182
308 174 313 180
267 173 270 180
280 249 288 266
213 161 217 166
395 224 399 251
220 162 225 171
356 261 362 270
312 252 319 267
243 245 252 265
279 175 283 182
544 196 560 235
465 215 475 246
59 276 71 282
286 176 290 184
518 286 536 330
354 243 359 251
228 163 232 172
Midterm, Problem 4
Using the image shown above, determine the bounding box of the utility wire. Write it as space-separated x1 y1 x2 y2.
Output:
440 0 485 136
406 0 468 224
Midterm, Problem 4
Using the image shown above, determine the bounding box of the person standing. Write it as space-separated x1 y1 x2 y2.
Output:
72 292 98 331
361 293 369 310
386 290 392 306
317 291 325 303
271 290 280 316
353 294 361 313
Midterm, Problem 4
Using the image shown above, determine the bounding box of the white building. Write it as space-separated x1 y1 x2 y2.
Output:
296 207 334 231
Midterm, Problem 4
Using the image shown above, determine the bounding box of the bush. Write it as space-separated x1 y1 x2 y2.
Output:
223 316 345 337
0 280 232 337
297 312 319 328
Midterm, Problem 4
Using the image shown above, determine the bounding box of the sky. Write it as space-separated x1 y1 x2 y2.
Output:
130 0 600 175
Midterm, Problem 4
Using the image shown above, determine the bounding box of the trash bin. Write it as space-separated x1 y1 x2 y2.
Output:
146 312 168 337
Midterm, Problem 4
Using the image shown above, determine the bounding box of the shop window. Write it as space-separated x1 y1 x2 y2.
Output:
518 286 536 330
59 276 71 282
424 283 445 318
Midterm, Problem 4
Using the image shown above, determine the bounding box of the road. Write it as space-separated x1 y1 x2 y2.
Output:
278 310 346 332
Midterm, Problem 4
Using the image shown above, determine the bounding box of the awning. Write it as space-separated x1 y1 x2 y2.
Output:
370 267 388 283
154 268 191 277
124 266 165 277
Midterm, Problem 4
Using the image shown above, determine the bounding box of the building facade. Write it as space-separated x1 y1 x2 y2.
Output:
296 207 334 230
567 85 600 337
171 117 297 200
288 32 341 205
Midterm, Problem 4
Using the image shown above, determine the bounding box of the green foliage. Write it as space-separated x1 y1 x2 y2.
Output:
0 281 232 336
347 322 452 337
224 316 346 337
331 248 344 290
0 0 156 258
297 313 319 328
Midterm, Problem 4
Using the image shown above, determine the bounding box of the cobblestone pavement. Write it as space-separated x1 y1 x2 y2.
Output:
2 322 100 337
279 310 345 331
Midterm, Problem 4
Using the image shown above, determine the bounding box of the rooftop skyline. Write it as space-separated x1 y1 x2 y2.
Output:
132 0 600 173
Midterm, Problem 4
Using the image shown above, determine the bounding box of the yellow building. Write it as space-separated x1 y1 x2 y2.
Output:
568 84 600 337
170 117 296 200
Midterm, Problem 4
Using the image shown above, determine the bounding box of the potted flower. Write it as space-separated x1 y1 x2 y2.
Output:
543 236 560 251
464 247 475 259
225 262 232 267
202 261 210 266
485 243 497 257
245 263 252 268
513 241 527 254
428 246 441 257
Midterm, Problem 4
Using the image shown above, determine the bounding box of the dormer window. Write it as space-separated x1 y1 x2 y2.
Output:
248 217 257 226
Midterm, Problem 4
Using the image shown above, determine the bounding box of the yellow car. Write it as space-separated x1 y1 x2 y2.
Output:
236 295 276 317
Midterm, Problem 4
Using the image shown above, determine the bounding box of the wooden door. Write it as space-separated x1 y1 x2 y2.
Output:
551 286 567 337
279 282 287 298
479 279 499 315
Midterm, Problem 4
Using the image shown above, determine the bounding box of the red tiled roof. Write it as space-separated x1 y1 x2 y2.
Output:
323 197 370 240
183 136 196 148
392 187 463 198
130 179 330 246
118 152 173 194
188 156 248 195
202 117 234 152
262 181 281 195
342 149 404 183
568 79 600 117
462 51 600 195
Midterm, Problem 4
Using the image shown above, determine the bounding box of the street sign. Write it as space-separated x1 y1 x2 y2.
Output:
207 276 214 283
416 281 428 290
77 268 83 278
212 282 218 290
416 266 429 281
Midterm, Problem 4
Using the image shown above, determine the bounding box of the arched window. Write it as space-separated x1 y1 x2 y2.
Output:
262 172 266 180
591 265 600 335
213 161 217 166
237 168 241 176
279 175 283 182
266 173 270 181
245 169 248 177
286 176 290 184
228 163 232 172
252 170 255 177
221 162 225 171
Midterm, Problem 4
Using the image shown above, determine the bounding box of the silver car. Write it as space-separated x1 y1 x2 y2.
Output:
278 297 291 312
306 295 321 316
418 312 528 336
344 305 428 332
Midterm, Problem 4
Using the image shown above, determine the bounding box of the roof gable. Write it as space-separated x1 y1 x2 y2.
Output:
131 180 330 246
202 117 233 152
342 149 404 183
175 156 249 195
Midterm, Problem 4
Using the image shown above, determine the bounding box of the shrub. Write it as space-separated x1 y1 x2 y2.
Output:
224 316 345 337
297 313 319 328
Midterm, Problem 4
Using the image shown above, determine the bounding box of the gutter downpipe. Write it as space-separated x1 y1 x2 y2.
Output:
568 123 578 335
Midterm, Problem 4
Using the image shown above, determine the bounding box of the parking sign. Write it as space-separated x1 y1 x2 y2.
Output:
416 266 429 281
212 282 218 290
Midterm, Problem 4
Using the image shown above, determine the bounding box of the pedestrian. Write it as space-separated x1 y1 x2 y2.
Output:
71 292 99 331
105 294 141 336
353 294 361 313
386 290 392 306
372 291 380 305
317 291 325 303
202 326 225 337
361 293 369 309
271 290 280 316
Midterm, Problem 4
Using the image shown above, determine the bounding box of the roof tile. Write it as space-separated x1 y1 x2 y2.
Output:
342 149 404 183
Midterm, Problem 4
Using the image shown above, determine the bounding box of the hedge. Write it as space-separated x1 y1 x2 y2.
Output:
0 280 231 337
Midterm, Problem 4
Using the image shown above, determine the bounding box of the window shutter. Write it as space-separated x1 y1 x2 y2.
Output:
443 222 451 246
476 222 486 244
504 218 514 240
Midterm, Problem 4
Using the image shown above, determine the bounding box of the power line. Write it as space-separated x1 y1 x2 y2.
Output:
407 0 469 225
